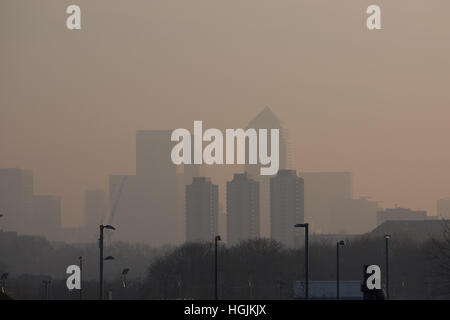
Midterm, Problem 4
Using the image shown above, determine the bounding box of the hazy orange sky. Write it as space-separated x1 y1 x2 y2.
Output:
1 0 450 226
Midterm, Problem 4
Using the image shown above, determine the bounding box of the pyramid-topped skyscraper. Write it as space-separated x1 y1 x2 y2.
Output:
245 107 289 238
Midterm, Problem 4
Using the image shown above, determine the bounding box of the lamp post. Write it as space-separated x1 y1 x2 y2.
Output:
336 240 345 300
99 224 115 300
42 278 51 300
122 268 130 289
214 235 221 300
79 256 83 300
294 223 309 299
384 235 391 300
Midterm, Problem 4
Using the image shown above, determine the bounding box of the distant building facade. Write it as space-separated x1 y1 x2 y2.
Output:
110 130 184 246
300 172 352 234
32 195 61 239
245 107 289 239
333 197 381 234
0 168 34 234
437 198 450 219
84 189 107 229
376 207 431 226
186 177 218 242
270 169 304 247
369 219 445 242
226 173 260 246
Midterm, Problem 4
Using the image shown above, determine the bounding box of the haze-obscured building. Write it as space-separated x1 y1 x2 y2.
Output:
300 172 353 234
369 219 445 242
376 207 432 226
110 130 184 246
270 169 304 247
84 189 106 230
245 107 289 239
332 197 381 234
226 173 260 246
186 177 218 242
0 168 34 234
437 198 450 219
32 195 61 240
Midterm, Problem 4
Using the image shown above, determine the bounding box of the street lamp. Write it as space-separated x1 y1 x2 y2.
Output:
384 234 391 300
122 268 130 289
79 256 83 300
99 224 115 300
336 240 345 300
214 235 221 300
294 223 309 300
42 278 51 300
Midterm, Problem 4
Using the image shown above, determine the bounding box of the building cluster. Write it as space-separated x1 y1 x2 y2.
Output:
0 108 445 247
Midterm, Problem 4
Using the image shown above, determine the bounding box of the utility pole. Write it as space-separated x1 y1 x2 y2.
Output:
99 225 104 300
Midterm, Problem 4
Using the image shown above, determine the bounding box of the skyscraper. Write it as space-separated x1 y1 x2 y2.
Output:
226 173 260 246
32 195 61 239
300 172 353 234
84 189 107 229
0 168 34 233
136 130 177 184
186 177 219 242
270 169 304 247
245 107 289 238
110 130 184 245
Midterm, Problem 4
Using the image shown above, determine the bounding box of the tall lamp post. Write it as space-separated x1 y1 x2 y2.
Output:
294 223 309 300
336 240 345 300
79 256 83 300
384 235 391 300
214 235 221 300
99 224 115 300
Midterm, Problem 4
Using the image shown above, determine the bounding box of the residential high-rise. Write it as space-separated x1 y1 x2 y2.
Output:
32 195 61 239
245 107 289 238
270 169 304 247
186 177 218 242
226 173 260 246
0 168 34 233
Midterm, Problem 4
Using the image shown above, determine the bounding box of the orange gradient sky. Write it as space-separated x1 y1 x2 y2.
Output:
1 0 450 226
